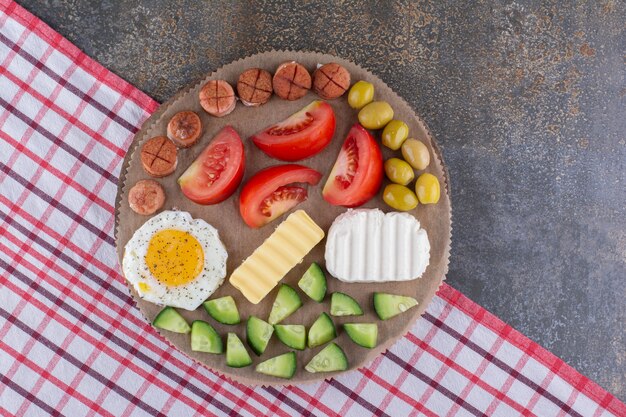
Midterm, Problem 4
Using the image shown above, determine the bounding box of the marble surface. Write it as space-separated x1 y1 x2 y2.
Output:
21 0 625 399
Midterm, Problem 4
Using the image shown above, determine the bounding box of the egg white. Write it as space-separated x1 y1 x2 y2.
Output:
122 210 228 310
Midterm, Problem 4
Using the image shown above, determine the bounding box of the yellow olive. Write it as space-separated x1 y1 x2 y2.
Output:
384 158 415 185
382 120 409 150
348 81 375 109
383 184 419 211
415 173 440 204
358 101 394 130
401 138 430 170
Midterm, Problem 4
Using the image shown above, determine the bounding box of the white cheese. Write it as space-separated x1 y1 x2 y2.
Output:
325 209 430 282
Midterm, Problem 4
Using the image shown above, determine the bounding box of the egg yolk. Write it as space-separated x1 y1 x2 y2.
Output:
145 229 204 286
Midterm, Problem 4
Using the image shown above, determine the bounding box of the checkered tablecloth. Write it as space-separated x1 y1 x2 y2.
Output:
0 1 624 416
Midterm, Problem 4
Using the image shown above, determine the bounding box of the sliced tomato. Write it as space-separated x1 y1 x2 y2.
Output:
239 164 322 228
178 126 245 204
322 123 383 207
251 100 336 161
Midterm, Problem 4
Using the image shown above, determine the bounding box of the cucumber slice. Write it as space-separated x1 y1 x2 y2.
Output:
298 263 327 302
152 307 191 334
373 292 418 320
344 323 378 348
191 321 223 353
246 316 274 356
255 352 297 379
305 343 348 373
203 296 240 325
226 333 252 368
268 284 302 325
330 292 363 316
307 312 336 348
274 324 306 350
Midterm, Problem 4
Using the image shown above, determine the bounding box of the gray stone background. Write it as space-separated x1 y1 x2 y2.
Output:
21 0 624 399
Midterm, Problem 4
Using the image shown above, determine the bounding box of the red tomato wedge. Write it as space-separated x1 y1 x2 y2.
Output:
239 164 322 228
251 100 336 161
322 123 383 207
178 126 245 204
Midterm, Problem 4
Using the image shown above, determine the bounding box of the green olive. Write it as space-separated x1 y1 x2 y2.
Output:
401 139 430 170
348 81 375 109
415 173 440 204
382 120 409 150
358 101 394 130
383 184 418 211
384 158 415 185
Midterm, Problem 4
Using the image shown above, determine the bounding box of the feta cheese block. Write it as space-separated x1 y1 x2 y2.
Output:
230 210 325 304
325 209 430 282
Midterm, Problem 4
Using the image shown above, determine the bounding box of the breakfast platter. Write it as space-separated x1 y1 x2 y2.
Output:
114 51 452 385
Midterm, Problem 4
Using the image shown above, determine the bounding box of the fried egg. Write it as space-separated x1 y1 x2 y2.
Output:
122 210 227 310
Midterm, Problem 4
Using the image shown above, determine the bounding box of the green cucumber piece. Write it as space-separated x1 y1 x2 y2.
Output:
330 292 363 316
305 343 348 373
298 263 327 302
246 316 274 356
268 284 302 325
203 296 240 325
255 352 297 379
190 321 223 353
152 307 191 334
344 323 378 348
373 292 418 320
274 324 306 350
226 333 252 368
307 312 336 348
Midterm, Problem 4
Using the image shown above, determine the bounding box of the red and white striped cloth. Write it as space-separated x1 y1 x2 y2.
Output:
0 1 624 416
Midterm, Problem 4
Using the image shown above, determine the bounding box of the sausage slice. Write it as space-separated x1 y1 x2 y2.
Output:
140 136 177 177
199 80 236 117
128 179 166 215
273 62 311 100
237 68 273 106
313 63 351 99
167 111 202 148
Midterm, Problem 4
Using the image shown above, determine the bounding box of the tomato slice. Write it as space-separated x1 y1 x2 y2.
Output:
251 100 336 161
178 126 245 204
322 123 383 207
239 164 322 228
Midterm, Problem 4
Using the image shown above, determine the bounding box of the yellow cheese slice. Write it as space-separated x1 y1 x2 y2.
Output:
230 210 324 304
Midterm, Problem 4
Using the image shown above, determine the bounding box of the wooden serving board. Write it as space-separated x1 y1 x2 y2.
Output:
115 51 452 386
